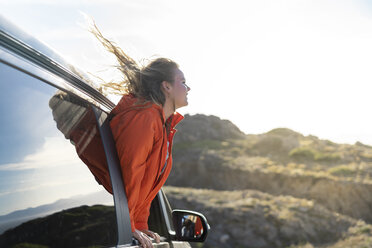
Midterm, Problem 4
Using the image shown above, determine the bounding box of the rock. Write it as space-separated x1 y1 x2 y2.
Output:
174 114 246 143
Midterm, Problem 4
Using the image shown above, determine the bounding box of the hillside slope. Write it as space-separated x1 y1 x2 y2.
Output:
169 114 372 223
164 186 372 248
167 114 372 247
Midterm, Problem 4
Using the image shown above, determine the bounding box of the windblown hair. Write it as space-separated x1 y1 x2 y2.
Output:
89 22 179 106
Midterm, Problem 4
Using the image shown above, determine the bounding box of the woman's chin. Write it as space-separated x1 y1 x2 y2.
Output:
176 102 188 110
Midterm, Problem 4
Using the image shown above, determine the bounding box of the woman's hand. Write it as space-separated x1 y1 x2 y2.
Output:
132 229 160 248
133 229 152 248
139 229 161 243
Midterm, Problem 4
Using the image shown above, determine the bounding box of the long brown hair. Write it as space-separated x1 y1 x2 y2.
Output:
89 22 179 106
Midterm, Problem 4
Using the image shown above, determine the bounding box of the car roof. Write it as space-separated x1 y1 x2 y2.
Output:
0 14 115 112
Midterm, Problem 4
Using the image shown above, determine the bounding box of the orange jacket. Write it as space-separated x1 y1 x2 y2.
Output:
110 94 183 231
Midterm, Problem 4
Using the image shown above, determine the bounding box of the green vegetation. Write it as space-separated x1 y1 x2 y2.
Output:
328 165 357 177
314 152 341 162
266 128 302 137
289 147 341 163
358 225 371 235
289 147 317 161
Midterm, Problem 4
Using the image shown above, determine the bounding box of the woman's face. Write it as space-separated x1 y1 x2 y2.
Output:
170 68 190 109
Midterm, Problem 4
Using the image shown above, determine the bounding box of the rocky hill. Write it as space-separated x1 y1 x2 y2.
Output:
167 114 372 247
174 114 246 142
0 205 117 248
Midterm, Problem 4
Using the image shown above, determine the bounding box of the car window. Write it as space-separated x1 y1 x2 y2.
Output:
148 191 176 239
0 62 116 247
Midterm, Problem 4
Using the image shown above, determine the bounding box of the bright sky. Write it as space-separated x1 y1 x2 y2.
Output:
1 0 372 147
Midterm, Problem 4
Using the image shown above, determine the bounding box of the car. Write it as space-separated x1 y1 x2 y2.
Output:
0 15 209 248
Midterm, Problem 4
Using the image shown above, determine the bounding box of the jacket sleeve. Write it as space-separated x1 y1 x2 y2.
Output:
110 111 157 232
134 203 151 231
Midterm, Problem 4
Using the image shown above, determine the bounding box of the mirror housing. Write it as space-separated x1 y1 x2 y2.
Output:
172 209 210 242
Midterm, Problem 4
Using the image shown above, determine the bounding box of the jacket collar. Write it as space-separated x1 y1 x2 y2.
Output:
170 112 184 128
112 93 184 128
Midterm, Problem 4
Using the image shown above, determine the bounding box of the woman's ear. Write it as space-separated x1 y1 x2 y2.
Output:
162 81 172 92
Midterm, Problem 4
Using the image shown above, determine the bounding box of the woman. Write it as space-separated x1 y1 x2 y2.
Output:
91 24 190 248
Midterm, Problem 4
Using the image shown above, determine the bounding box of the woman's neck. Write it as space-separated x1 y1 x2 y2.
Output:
163 99 175 120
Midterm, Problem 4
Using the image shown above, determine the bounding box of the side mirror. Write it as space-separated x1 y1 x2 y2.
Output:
172 209 210 242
